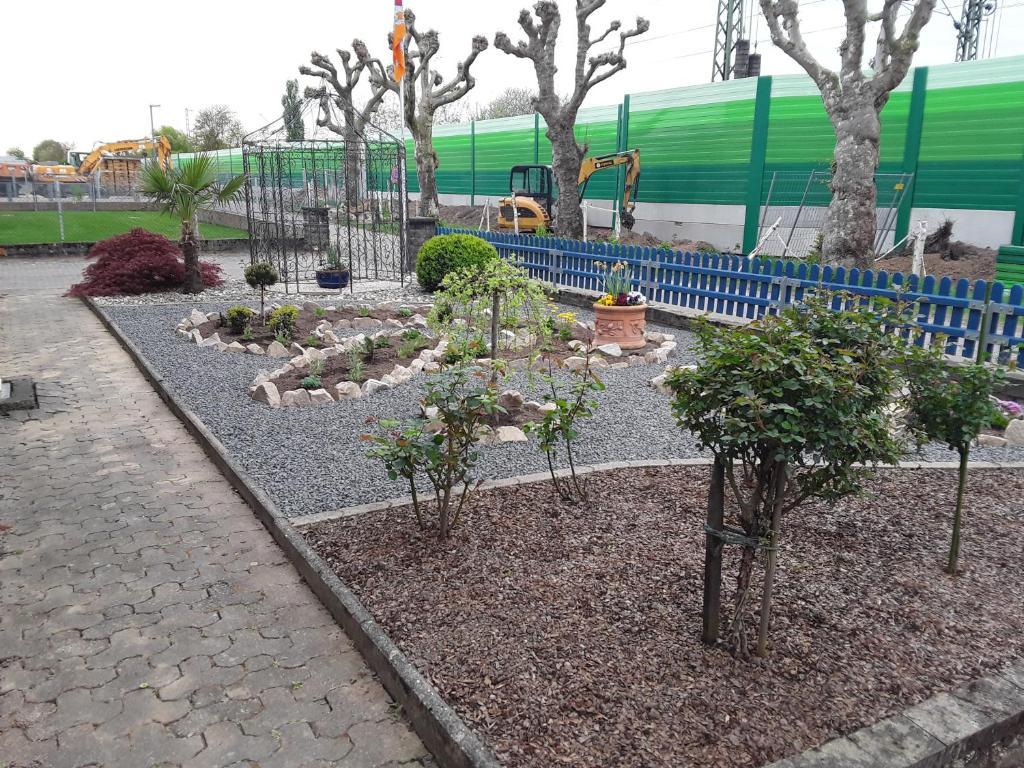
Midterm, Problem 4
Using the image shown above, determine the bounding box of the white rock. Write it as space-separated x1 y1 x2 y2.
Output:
409 313 429 328
645 332 665 344
660 341 678 353
380 374 398 388
305 347 325 364
1005 419 1024 446
591 357 609 369
251 382 281 408
334 381 362 400
538 402 558 414
290 355 307 368
225 341 246 353
362 379 387 396
662 334 676 342
214 342 230 352
266 341 289 358
424 420 445 434
189 308 207 327
523 400 543 411
290 342 305 355
609 362 629 369
978 434 1008 447
571 321 593 341
247 344 265 355
419 349 435 363
190 329 203 344
383 318 405 330
562 356 587 371
252 372 270 386
628 355 647 367
269 303 282 312
321 347 339 359
205 311 219 322
323 330 339 344
302 301 320 313
281 389 312 407
408 358 425 373
334 319 352 330
423 361 441 373
496 426 528 443
499 390 525 409
199 333 222 348
567 340 587 352
316 320 333 333
422 406 440 420
324 306 337 312
653 348 671 363
391 365 414 384
597 343 622 357
352 317 382 330
308 389 334 405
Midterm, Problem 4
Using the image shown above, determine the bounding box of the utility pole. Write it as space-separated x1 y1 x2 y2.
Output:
954 0 995 61
712 0 747 81
148 104 161 167
185 108 191 144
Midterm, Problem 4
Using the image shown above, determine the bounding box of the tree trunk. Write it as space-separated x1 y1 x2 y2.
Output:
948 445 969 575
822 93 881 269
702 458 726 646
547 122 584 239
756 460 788 657
412 120 439 218
343 123 362 212
180 220 203 294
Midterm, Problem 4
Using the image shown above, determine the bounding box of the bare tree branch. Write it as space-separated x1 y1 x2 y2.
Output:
759 0 840 101
869 0 935 95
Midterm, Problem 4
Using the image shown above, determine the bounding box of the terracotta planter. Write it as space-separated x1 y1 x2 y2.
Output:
593 302 647 350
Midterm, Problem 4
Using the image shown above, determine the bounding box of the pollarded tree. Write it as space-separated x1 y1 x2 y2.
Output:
759 0 937 268
495 1 649 238
370 10 489 217
300 41 390 209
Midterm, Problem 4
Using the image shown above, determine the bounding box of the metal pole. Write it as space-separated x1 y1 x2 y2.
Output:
149 104 161 162
54 181 65 252
784 171 816 257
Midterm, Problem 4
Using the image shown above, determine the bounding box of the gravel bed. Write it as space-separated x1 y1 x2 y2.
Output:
303 465 1024 768
102 301 1024 519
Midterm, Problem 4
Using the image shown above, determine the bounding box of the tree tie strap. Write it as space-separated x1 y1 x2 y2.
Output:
704 523 776 551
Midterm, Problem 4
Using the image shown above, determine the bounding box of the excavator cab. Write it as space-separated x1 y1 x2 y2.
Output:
497 165 554 233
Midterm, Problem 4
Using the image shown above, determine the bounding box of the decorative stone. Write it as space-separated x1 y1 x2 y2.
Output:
660 341 678 353
653 348 671 363
597 342 623 357
252 372 270 386
628 355 646 367
214 342 230 351
334 319 352 330
362 379 387 396
978 434 1008 447
391 365 414 384
646 332 665 343
225 342 246 353
251 382 281 408
499 390 525 409
267 341 289 358
334 381 362 400
305 347 325 364
419 349 434 363
383 318 405 330
247 344 265 355
316 320 333 333
409 313 429 328
523 400 543 411
321 347 339 359
408 358 425 373
290 355 307 368
308 389 334 405
199 333 222 348
562 356 587 371
205 311 219 322
380 374 398 388
567 340 587 352
424 420 445 434
423 361 441 373
282 389 312 407
1005 419 1024 446
323 330 339 344
189 309 207 327
591 357 609 368
302 301 320 313
423 406 439 420
352 317 383 329
609 362 629 369
571 321 593 341
496 426 528 443
290 342 304 355
190 329 203 344
538 402 558 414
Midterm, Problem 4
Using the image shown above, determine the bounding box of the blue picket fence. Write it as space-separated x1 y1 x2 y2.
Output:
438 227 1024 368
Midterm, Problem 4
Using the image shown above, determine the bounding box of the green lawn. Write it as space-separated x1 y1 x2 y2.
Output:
0 211 248 245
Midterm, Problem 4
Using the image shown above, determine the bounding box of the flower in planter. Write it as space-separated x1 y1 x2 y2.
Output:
594 261 646 306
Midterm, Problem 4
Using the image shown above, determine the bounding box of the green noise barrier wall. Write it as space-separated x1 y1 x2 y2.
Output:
180 55 1024 252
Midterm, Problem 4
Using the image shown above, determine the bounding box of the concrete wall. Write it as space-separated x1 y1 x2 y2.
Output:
909 208 1014 249
198 209 248 230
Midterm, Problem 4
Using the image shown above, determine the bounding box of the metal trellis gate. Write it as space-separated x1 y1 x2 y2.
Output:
242 102 407 294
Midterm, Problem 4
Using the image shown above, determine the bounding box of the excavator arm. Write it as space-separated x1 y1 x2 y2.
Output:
77 136 172 176
577 149 641 230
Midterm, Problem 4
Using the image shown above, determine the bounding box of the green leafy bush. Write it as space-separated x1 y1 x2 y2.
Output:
667 294 910 657
268 305 299 340
244 261 278 320
225 306 255 334
416 234 498 292
300 361 324 391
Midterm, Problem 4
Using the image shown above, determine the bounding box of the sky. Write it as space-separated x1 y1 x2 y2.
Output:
3 0 1023 155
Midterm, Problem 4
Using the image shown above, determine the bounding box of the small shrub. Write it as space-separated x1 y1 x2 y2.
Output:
357 306 371 317
398 329 429 359
305 334 322 348
314 306 327 318
398 307 413 318
347 349 366 382
991 410 1011 431
275 331 290 346
364 363 504 538
244 262 278 321
66 229 223 297
241 324 255 341
226 306 255 335
535 224 549 237
300 360 324 390
416 234 498 292
657 241 674 251
268 305 299 340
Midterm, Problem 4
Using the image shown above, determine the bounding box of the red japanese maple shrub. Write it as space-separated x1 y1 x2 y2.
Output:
66 229 224 297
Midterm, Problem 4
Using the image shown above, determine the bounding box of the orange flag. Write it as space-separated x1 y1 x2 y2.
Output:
392 0 406 82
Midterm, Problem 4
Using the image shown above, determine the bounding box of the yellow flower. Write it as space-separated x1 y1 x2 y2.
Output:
557 311 576 323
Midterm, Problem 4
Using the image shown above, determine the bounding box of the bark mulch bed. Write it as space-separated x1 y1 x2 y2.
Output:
303 466 1024 768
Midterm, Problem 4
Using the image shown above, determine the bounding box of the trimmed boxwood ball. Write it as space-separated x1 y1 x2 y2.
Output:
416 234 498 292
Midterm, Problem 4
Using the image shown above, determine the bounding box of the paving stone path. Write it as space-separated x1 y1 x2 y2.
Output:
0 258 431 767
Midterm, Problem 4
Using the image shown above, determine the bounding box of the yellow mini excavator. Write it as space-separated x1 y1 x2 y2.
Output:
31 136 173 187
497 148 641 233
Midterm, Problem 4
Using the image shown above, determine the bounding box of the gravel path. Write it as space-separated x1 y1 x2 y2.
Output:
102 300 1024 520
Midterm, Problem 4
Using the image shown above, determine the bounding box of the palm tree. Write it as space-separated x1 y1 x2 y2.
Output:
140 154 246 293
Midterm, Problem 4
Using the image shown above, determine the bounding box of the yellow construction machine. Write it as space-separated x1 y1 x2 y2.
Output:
497 148 641 233
31 136 173 188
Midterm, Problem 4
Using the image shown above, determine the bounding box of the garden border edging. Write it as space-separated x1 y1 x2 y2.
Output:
81 296 502 768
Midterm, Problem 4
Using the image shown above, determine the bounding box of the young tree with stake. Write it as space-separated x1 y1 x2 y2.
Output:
759 0 936 267
495 1 648 238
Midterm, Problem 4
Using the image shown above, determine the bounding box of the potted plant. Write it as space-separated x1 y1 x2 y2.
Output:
593 260 647 349
315 246 350 290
